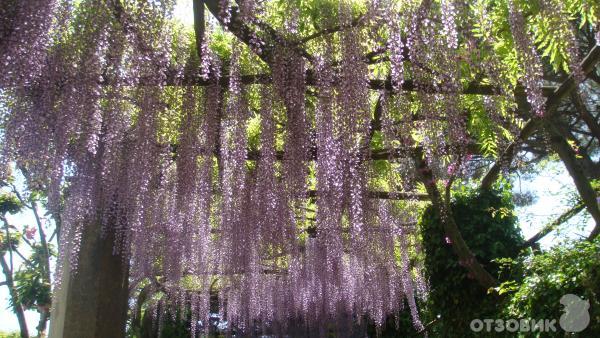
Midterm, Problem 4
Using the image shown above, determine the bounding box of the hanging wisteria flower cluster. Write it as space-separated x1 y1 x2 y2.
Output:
507 0 545 116
0 0 594 335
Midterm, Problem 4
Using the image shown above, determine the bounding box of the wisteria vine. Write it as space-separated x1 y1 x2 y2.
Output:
0 0 593 336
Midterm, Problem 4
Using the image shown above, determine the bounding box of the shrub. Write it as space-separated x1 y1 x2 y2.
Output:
420 185 524 336
503 239 600 336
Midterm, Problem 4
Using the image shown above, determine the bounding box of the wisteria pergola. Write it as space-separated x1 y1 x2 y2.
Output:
1 0 599 337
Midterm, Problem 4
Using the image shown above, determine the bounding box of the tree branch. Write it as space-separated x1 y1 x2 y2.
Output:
480 44 600 189
31 200 51 279
521 201 585 249
0 255 30 338
571 91 600 141
414 148 497 289
552 118 600 179
204 0 275 64
12 247 33 268
480 119 540 189
201 0 537 98
545 120 600 240
295 14 367 45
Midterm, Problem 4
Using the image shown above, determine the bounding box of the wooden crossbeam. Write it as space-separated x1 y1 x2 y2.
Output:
197 0 553 96
305 190 429 201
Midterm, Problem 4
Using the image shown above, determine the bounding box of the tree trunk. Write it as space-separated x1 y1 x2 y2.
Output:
49 120 131 338
414 149 497 289
1 255 30 338
36 308 51 337
545 120 600 239
48 222 129 338
30 200 53 337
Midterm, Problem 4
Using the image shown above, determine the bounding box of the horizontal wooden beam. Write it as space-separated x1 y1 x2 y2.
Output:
170 142 483 162
306 190 429 200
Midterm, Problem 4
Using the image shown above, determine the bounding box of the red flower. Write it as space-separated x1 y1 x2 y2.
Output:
24 227 37 240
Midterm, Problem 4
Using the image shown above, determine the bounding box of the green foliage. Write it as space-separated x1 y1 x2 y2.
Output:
419 185 524 336
364 300 431 337
159 309 191 338
13 244 55 311
246 109 262 152
467 97 499 157
470 0 597 84
0 193 22 215
4 1 599 336
503 239 600 336
0 230 21 254
470 0 521 87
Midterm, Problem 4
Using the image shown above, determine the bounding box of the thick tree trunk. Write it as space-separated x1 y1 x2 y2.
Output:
48 222 129 338
49 117 131 337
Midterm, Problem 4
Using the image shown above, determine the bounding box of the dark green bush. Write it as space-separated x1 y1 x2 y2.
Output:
420 185 524 336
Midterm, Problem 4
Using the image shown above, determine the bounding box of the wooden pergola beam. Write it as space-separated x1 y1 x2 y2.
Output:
170 141 482 162
305 190 429 201
197 0 559 97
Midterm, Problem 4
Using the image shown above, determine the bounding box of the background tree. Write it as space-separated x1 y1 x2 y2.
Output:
0 170 57 338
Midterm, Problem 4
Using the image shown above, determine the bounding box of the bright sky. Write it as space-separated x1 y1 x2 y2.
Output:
0 202 47 333
516 162 594 246
173 0 195 27
0 0 595 334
